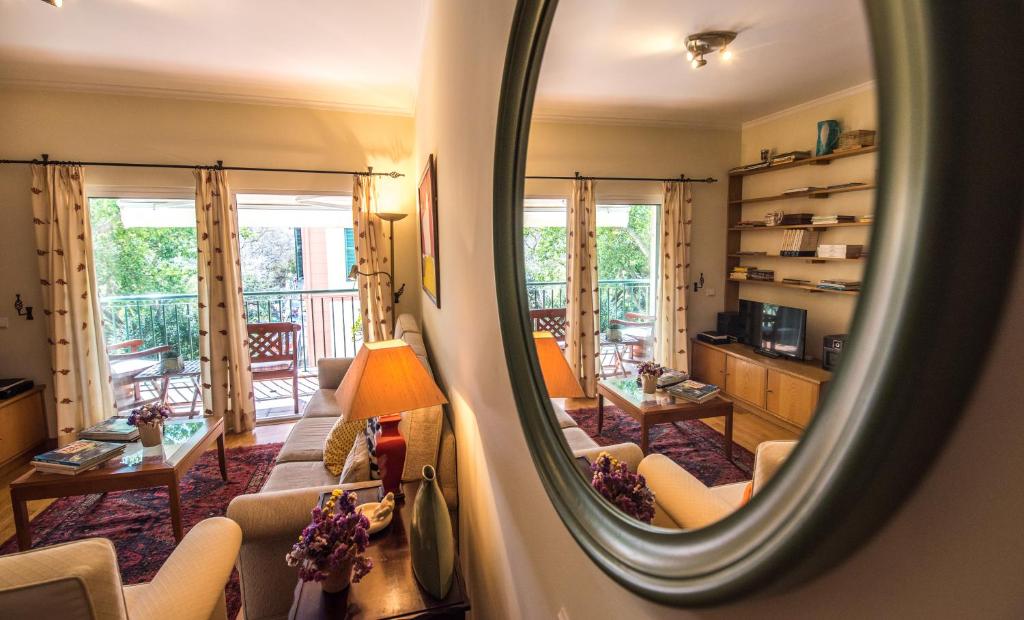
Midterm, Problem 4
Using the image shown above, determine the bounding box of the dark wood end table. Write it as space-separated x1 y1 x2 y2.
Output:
597 376 734 460
289 481 470 620
9 416 226 550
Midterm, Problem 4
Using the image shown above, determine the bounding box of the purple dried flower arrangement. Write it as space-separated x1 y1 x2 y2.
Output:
636 361 664 378
127 402 171 427
285 489 373 584
591 452 656 524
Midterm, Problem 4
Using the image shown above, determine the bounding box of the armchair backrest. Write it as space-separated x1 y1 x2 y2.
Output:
0 538 128 620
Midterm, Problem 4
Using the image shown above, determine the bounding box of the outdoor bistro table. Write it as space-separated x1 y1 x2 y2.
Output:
134 360 203 417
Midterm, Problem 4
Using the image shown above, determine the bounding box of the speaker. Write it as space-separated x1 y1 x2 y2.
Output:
822 334 848 371
717 311 743 340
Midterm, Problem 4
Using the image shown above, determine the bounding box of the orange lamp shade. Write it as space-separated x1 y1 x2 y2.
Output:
335 340 449 421
533 331 585 398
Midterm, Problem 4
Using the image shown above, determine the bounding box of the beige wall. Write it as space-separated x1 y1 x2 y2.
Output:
738 86 877 351
416 2 1022 618
0 88 418 433
526 121 739 334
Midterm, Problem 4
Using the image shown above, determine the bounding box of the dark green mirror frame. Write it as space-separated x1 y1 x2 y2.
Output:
493 0 1023 606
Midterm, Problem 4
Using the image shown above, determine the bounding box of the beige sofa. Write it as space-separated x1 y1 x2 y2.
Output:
551 398 646 471
640 440 796 529
227 313 456 620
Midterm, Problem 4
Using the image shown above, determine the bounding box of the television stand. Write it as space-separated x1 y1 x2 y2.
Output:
754 347 782 359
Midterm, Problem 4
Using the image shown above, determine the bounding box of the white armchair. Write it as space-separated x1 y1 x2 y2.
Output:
0 517 242 620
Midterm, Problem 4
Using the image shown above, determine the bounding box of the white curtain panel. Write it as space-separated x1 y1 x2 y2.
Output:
655 181 693 373
352 174 394 342
31 164 116 445
566 178 599 397
195 169 256 433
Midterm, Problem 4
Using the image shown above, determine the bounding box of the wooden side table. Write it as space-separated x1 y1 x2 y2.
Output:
289 482 470 620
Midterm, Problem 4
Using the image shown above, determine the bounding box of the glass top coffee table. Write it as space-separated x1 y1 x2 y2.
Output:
9 417 226 550
596 376 733 459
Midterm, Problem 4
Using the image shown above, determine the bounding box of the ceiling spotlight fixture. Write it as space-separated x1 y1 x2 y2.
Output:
685 31 737 69
40 0 62 6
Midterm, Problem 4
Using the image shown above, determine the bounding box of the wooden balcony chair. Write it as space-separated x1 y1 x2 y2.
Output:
529 308 568 346
107 340 172 411
610 312 656 367
247 322 303 414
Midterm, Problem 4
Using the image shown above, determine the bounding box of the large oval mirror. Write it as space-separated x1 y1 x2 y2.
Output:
494 0 1021 604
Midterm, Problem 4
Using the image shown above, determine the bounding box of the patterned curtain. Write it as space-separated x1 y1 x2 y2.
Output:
655 181 693 372
195 169 255 433
352 174 393 342
566 178 599 397
31 164 116 445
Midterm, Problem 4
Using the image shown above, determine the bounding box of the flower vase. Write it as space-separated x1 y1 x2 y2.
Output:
321 560 353 594
410 465 454 599
139 422 163 447
641 374 657 394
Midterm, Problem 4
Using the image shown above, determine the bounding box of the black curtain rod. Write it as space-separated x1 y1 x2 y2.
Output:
0 154 404 178
526 172 717 184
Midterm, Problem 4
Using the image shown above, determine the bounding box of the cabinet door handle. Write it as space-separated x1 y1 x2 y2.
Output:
766 389 774 393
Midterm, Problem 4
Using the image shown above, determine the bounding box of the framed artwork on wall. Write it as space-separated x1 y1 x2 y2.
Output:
419 154 440 307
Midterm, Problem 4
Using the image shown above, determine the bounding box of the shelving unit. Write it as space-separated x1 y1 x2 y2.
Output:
725 147 877 309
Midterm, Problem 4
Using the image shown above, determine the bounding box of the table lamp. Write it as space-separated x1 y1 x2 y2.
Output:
336 340 448 498
533 331 585 398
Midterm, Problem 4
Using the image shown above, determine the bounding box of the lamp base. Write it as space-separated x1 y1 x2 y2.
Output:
374 414 406 500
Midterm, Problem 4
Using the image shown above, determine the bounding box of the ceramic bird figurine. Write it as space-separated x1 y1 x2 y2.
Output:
372 492 395 523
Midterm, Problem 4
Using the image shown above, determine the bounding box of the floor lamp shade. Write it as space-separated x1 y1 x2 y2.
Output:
336 340 448 496
533 331 585 398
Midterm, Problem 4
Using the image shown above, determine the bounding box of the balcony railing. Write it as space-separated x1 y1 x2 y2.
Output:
525 278 652 331
100 288 362 372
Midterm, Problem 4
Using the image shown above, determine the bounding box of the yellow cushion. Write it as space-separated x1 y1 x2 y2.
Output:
323 418 367 476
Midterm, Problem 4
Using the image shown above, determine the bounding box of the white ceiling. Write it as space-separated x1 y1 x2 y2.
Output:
0 0 427 115
0 0 872 126
534 0 874 126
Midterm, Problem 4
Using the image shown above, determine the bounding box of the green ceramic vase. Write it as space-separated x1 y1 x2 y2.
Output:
410 464 454 599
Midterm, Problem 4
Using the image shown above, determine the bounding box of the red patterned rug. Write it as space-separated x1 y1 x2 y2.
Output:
567 405 754 486
0 442 281 619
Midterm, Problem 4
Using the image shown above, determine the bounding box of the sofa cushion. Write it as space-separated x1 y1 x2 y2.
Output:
551 399 578 429
751 440 796 494
399 404 445 482
276 418 338 464
563 426 599 452
639 453 735 529
394 313 420 339
709 481 748 508
340 432 371 484
261 461 340 493
303 389 340 418
323 418 367 476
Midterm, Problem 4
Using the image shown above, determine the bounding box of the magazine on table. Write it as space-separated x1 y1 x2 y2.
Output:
32 440 126 475
79 417 140 442
667 380 721 404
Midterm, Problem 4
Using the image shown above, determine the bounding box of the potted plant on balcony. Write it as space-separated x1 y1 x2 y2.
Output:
127 402 171 447
286 489 374 593
636 361 664 394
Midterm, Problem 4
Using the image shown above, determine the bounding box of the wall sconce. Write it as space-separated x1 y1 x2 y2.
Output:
14 294 33 320
693 272 705 293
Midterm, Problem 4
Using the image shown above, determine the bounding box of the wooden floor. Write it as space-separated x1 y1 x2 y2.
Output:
563 396 800 454
0 420 296 551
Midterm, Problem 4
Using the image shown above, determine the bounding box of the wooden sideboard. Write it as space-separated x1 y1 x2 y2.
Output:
0 386 47 476
691 340 831 431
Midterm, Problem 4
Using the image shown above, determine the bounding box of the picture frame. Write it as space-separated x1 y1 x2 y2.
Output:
418 154 440 307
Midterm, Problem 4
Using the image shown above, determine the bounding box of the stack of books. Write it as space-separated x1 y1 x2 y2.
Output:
657 370 689 389
817 244 864 258
668 380 721 404
779 213 814 225
79 417 140 442
811 214 856 225
782 277 811 286
729 161 771 174
729 266 752 280
32 440 127 475
859 213 874 223
782 186 822 195
770 151 812 166
817 279 861 292
780 229 820 256
747 268 775 281
735 220 766 228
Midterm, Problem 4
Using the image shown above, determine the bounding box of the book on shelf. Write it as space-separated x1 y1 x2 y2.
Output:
811 214 856 224
780 228 820 256
782 186 822 195
736 251 767 256
79 417 140 442
747 269 775 281
817 244 864 258
729 161 771 174
782 278 812 285
779 213 814 225
736 220 766 228
657 370 689 389
817 279 862 291
770 151 812 165
32 440 126 475
668 380 721 404
859 214 874 223
826 182 867 190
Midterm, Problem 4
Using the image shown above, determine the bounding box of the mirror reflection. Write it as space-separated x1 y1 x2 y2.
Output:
524 0 875 529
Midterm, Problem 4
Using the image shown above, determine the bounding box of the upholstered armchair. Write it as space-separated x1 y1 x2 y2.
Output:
0 517 241 620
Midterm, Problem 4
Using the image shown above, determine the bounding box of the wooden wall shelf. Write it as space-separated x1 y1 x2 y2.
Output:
727 183 875 206
729 253 864 263
728 278 860 296
729 221 870 232
729 145 878 177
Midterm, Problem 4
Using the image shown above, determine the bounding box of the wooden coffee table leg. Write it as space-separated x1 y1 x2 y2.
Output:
724 409 734 463
216 430 228 481
640 417 650 454
597 393 605 435
12 491 31 551
168 474 184 542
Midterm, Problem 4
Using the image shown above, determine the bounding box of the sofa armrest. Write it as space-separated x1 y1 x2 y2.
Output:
573 442 644 472
638 453 735 530
123 517 241 620
317 358 354 391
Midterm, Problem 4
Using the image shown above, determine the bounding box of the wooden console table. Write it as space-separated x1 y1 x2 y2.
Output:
0 385 47 478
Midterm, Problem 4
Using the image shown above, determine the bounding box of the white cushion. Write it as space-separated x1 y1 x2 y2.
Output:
550 399 578 429
563 426 599 452
340 432 371 484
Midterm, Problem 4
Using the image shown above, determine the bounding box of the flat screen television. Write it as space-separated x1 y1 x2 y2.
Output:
738 299 808 361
